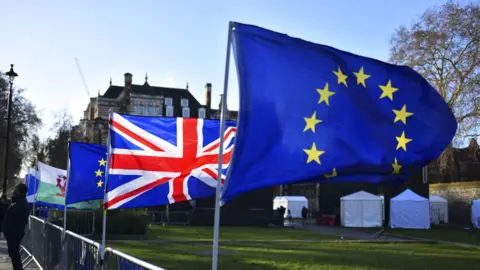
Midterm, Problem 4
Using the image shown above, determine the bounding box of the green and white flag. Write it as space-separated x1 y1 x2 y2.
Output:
36 162 100 209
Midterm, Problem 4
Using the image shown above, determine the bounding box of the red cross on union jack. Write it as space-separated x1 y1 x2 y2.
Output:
105 113 236 209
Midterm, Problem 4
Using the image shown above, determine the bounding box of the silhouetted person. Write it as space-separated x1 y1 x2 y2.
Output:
301 206 309 227
2 184 29 270
277 206 286 225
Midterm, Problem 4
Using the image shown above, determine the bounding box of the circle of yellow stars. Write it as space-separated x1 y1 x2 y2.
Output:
303 65 415 177
95 158 106 188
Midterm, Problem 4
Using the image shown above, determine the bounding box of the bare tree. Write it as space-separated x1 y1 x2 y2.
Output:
389 1 480 181
0 74 42 185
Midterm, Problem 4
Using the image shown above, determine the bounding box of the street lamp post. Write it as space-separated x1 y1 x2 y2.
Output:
2 65 18 198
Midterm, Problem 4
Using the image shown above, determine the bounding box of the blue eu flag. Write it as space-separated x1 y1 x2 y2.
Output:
67 142 107 205
222 23 457 202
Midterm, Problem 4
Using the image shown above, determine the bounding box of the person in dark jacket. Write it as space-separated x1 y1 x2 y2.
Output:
2 183 30 270
301 206 310 227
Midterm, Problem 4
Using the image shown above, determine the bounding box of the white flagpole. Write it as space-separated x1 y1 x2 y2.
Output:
61 142 71 269
211 21 234 270
101 109 113 265
32 157 38 216
422 166 428 184
63 141 71 237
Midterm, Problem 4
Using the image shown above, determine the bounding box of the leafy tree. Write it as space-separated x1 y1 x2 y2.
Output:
0 74 42 189
42 110 86 169
28 134 48 168
389 1 479 181
44 110 74 169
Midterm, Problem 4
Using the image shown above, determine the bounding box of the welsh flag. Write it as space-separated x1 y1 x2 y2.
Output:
36 162 100 209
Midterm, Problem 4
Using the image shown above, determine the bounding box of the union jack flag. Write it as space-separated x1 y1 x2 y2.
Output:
105 113 236 209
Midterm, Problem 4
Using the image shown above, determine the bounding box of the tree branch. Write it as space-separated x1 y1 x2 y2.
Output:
458 111 479 123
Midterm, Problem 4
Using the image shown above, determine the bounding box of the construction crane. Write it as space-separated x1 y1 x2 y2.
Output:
74 57 90 98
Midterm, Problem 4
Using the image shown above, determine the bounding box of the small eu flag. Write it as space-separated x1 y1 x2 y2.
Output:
222 23 457 202
67 142 107 205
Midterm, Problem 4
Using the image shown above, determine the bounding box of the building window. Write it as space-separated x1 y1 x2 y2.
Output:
182 107 190 118
165 97 173 106
149 106 156 115
166 105 174 117
181 98 189 107
198 108 206 119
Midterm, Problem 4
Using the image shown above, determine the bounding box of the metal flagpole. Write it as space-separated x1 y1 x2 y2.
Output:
211 21 234 270
63 141 71 237
61 143 71 269
422 166 428 184
32 157 38 216
101 109 113 267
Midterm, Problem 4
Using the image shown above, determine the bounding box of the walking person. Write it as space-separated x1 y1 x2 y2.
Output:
301 206 309 227
2 183 30 270
287 209 292 224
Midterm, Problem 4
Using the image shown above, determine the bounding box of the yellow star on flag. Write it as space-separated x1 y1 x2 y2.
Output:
95 169 103 177
303 142 325 165
316 83 335 106
393 105 414 125
97 180 103 188
396 131 412 151
98 158 106 166
353 67 371 88
324 168 337 178
379 80 399 101
333 67 348 87
392 158 402 175
303 111 322 133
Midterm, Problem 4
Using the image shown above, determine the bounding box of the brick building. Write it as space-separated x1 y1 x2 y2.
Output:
78 72 271 225
80 73 237 144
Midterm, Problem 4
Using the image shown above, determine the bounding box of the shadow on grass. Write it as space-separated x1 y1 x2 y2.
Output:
147 225 336 241
385 228 480 245
111 240 480 270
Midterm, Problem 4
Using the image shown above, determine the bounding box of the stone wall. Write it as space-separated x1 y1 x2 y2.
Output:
430 181 480 225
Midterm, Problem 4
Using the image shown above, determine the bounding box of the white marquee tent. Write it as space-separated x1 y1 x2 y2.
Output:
273 196 308 218
390 189 430 229
340 191 383 227
472 200 480 229
429 195 449 224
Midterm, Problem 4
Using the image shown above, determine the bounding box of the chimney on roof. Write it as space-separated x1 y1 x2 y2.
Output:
205 83 212 117
123 73 133 113
124 73 133 87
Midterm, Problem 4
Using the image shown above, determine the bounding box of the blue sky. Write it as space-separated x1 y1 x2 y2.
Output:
1 0 451 138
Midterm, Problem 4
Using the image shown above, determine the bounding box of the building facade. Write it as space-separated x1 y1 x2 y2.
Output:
78 73 271 225
80 73 237 145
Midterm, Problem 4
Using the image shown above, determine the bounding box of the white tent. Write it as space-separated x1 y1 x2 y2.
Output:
340 191 382 227
472 200 480 229
429 195 449 224
273 196 308 218
390 189 430 229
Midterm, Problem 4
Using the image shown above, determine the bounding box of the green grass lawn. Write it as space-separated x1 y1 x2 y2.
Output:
381 226 480 246
111 241 480 270
107 225 480 269
147 225 337 241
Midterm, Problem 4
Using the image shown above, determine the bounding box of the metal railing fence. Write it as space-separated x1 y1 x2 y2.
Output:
33 208 96 236
103 248 166 270
21 215 163 270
